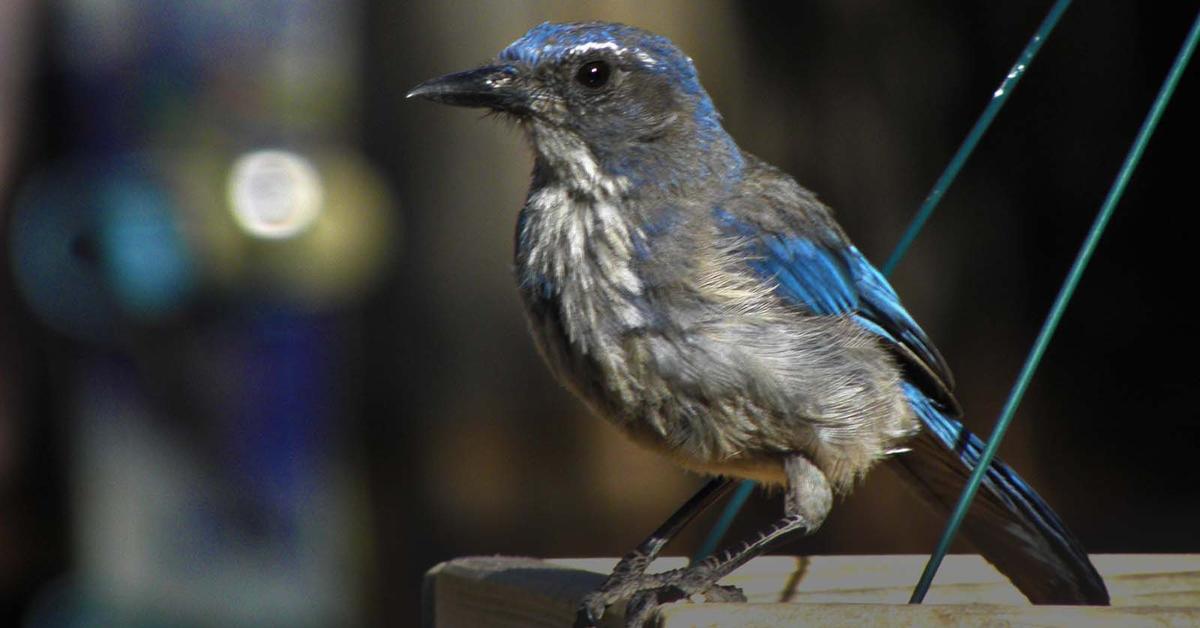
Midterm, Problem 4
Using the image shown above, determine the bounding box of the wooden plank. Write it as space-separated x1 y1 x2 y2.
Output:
424 555 1200 628
425 556 606 628
659 603 1200 627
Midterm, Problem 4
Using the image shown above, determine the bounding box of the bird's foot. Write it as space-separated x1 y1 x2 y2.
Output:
624 583 746 627
574 551 654 627
574 561 745 627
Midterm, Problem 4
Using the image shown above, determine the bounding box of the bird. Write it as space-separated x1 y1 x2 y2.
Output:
409 20 1109 626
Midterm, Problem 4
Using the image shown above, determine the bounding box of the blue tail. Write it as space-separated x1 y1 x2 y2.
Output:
889 382 1109 604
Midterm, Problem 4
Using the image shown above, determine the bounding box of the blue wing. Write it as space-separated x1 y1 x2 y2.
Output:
713 192 1107 604
716 208 956 409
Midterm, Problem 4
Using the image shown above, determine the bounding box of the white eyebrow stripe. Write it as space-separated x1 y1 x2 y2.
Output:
569 41 621 55
634 50 658 66
567 40 660 67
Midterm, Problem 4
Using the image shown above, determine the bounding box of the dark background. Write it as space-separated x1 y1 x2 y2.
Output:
1 1 1197 625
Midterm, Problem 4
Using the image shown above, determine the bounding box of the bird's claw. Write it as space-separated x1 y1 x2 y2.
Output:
623 584 686 627
573 591 609 627
576 568 747 628
574 552 654 626
691 584 747 604
624 584 747 627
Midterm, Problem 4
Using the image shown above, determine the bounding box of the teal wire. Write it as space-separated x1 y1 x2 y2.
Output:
691 480 755 564
909 8 1200 604
694 0 1074 565
883 0 1072 276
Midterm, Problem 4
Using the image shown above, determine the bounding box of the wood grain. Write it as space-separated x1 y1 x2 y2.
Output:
424 554 1200 627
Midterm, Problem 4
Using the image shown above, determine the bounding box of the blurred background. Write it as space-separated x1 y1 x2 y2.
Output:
1 0 1197 625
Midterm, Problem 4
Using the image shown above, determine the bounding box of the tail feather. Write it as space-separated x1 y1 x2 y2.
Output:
888 382 1109 605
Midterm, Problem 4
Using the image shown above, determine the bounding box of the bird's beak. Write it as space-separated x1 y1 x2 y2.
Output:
406 64 528 112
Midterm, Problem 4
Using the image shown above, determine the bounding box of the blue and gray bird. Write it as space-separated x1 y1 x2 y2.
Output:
410 21 1109 625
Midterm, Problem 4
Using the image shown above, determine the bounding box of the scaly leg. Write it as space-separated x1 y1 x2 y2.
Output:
622 456 833 627
575 476 735 627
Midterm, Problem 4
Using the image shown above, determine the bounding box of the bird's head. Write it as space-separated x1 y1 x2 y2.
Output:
409 22 741 191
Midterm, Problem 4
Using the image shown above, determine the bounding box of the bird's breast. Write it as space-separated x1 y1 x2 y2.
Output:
517 183 647 347
513 182 916 491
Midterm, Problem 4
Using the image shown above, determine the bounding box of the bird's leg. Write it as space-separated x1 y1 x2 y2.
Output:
622 456 833 627
575 476 735 627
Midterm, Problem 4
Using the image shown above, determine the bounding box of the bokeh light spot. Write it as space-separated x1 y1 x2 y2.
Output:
228 150 323 239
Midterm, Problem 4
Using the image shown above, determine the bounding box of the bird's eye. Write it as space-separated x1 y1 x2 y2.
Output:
575 60 611 89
